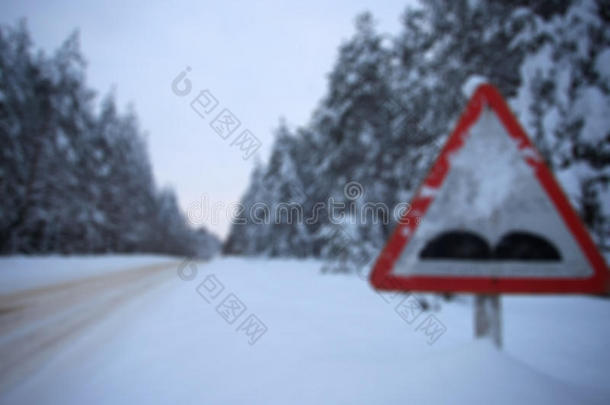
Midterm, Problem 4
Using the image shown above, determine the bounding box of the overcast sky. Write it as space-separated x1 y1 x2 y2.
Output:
1 0 412 238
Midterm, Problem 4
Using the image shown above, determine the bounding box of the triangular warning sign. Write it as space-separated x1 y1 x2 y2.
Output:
370 84 608 294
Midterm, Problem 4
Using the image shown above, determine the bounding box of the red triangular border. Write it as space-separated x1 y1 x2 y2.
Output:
370 84 609 294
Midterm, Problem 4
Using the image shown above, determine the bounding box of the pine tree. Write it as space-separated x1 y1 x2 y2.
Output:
224 0 610 263
0 21 219 257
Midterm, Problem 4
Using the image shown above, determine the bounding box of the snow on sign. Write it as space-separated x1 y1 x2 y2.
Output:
370 84 609 294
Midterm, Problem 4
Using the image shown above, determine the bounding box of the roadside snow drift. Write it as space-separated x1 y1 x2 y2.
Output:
0 256 609 404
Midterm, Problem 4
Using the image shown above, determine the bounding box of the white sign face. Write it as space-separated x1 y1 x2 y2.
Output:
392 108 594 279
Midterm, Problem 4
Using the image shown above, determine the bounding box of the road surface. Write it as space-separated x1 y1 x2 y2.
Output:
0 261 178 395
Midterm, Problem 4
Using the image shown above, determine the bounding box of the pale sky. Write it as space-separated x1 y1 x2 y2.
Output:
1 0 412 238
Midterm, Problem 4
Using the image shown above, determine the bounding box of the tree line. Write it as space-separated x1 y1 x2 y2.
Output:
0 21 219 257
224 0 609 265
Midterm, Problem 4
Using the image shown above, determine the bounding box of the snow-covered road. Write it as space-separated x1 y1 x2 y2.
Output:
0 256 609 404
0 260 178 394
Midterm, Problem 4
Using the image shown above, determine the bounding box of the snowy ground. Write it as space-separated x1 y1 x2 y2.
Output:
0 256 609 404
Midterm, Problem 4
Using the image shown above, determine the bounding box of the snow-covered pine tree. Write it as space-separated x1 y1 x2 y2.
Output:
0 21 219 257
224 0 609 264
512 0 610 251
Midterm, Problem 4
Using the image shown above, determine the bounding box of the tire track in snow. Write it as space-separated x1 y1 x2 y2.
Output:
0 261 179 394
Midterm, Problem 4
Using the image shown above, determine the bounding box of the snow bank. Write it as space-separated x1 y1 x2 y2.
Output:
461 75 488 98
1 257 609 404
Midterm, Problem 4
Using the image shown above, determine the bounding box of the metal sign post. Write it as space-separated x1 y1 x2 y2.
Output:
474 294 501 348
